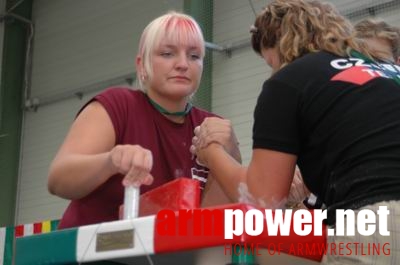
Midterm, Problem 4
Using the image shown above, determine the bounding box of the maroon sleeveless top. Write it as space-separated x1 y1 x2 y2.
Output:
58 87 216 228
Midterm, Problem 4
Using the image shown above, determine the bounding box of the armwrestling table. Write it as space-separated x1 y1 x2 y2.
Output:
15 179 326 265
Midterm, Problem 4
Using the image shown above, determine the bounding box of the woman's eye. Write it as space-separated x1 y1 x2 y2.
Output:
160 51 173 57
190 54 201 60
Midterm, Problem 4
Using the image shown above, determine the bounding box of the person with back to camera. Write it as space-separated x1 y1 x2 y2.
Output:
355 18 400 65
47 11 240 229
288 16 400 211
190 0 400 264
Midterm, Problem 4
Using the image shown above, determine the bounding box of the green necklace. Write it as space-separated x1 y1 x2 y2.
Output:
146 94 192 116
349 49 400 86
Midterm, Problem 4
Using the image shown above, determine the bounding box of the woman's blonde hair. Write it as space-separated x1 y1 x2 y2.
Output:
355 18 400 61
136 11 205 92
250 0 375 68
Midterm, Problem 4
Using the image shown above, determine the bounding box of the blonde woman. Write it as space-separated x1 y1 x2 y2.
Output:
48 11 239 229
193 0 400 264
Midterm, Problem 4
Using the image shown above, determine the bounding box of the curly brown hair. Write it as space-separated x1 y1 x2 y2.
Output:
250 0 374 68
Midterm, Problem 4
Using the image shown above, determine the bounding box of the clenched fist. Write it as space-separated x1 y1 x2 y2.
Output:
190 117 240 165
108 145 154 187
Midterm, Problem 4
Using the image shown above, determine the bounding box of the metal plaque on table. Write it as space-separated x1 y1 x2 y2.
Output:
96 229 134 252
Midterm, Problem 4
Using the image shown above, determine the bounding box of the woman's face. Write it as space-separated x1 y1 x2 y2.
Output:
146 38 203 101
261 46 282 73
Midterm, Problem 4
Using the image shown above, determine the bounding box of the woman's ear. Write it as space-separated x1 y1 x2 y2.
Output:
136 56 143 75
136 56 147 81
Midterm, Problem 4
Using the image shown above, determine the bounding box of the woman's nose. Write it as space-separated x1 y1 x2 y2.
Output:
175 53 189 70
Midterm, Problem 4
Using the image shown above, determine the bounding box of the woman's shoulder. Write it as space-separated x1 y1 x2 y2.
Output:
272 51 340 86
283 51 338 73
96 86 146 105
99 86 144 99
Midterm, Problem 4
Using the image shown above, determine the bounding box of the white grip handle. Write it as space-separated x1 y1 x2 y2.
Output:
123 186 140 219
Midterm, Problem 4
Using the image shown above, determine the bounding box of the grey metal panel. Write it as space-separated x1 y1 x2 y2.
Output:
212 0 269 165
17 91 97 224
30 0 182 100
